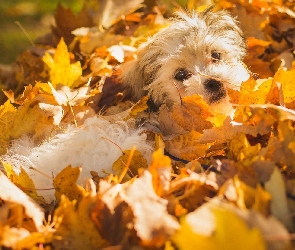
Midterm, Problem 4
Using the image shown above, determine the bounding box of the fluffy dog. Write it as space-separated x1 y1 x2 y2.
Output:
2 8 250 202
121 8 250 111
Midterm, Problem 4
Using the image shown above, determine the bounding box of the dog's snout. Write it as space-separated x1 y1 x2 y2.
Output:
204 79 226 103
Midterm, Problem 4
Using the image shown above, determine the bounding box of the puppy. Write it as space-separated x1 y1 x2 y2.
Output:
121 8 250 111
2 8 250 202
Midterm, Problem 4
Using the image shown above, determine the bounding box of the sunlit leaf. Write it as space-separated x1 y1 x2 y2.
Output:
53 165 85 203
172 208 266 250
43 37 82 88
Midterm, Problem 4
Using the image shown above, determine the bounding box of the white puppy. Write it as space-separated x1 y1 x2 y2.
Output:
121 8 250 110
2 8 250 202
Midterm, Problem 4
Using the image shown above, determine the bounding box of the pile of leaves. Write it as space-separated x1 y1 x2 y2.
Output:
0 0 295 249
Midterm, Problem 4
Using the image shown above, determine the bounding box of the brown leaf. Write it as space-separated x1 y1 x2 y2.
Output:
172 95 213 133
52 4 93 45
244 37 273 78
168 170 218 213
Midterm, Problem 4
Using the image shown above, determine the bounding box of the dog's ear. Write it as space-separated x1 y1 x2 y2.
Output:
120 57 145 100
120 41 162 101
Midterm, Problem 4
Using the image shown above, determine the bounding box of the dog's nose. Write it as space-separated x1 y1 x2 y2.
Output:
204 79 226 103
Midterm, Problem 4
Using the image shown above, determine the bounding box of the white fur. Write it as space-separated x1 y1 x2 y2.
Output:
2 117 153 201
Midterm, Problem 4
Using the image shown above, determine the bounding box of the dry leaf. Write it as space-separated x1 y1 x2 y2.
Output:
2 161 46 205
53 195 108 249
112 149 148 182
172 206 266 250
97 0 144 29
53 165 85 203
43 38 82 88
172 95 213 133
148 149 171 196
0 171 44 231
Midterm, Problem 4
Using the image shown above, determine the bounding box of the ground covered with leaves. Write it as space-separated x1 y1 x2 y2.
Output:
0 0 295 249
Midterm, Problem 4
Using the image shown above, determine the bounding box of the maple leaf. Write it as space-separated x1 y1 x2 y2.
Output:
228 133 261 163
172 95 213 133
52 4 93 45
96 0 144 29
0 172 50 249
128 95 149 118
168 170 218 213
172 207 266 250
0 96 62 155
11 99 63 141
53 165 85 203
2 161 46 205
48 83 92 106
43 38 82 88
265 167 292 229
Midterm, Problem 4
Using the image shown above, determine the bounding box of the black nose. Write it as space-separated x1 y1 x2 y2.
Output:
204 79 226 103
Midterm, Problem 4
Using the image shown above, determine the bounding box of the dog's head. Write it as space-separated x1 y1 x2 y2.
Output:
121 8 250 110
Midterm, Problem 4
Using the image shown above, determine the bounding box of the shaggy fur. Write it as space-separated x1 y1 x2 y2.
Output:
121 8 250 110
2 117 153 201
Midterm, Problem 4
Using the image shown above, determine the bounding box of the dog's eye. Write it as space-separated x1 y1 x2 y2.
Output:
174 69 191 81
211 52 221 62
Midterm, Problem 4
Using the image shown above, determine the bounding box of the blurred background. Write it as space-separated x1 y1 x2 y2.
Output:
0 0 83 64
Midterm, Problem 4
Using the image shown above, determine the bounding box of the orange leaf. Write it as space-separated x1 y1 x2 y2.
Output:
172 95 213 132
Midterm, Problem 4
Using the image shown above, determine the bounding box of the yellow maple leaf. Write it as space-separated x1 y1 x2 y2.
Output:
43 37 82 88
0 172 45 248
53 165 85 203
232 77 277 105
2 161 46 205
11 99 63 141
172 208 266 250
0 97 63 156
